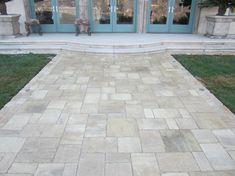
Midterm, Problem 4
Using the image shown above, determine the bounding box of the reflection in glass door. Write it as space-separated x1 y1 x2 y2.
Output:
56 0 77 32
170 0 194 32
90 0 136 32
33 0 56 32
113 0 135 32
148 0 170 32
30 0 79 32
147 0 196 33
91 0 112 32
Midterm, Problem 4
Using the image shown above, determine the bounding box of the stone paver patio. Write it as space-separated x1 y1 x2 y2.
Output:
0 51 235 176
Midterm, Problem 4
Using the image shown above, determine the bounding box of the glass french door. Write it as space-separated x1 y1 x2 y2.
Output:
90 0 136 32
148 0 196 33
30 0 79 32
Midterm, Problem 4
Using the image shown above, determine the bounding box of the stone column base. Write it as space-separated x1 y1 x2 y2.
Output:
0 14 21 36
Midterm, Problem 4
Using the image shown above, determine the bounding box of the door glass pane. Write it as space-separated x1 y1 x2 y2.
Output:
58 0 76 24
173 0 192 25
150 0 168 24
93 0 111 24
34 0 54 24
116 0 134 24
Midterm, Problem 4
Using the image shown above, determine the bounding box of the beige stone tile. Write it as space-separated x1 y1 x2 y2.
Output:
82 137 117 153
106 153 131 163
107 118 138 137
144 109 155 118
105 163 132 176
192 152 213 171
126 104 144 118
35 163 64 176
137 119 168 130
118 137 142 153
192 113 227 129
0 153 16 173
8 163 38 174
77 153 105 176
157 152 200 172
2 114 31 130
192 130 218 143
213 129 235 150
140 130 165 152
176 118 198 129
201 143 235 170
166 119 179 129
153 109 181 119
61 125 85 145
99 101 125 113
54 145 81 163
160 130 201 152
132 153 160 176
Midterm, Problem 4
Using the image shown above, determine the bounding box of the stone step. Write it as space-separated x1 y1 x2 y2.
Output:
0 40 235 54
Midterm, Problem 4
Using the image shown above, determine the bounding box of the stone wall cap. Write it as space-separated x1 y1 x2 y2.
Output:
0 14 21 22
206 15 235 22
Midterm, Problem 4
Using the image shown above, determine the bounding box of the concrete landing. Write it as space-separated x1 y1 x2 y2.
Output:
0 33 235 54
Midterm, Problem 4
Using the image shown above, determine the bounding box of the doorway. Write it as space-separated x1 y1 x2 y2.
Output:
30 0 79 32
89 0 137 32
147 0 196 33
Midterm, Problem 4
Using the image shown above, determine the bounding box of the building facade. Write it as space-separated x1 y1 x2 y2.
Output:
5 0 235 35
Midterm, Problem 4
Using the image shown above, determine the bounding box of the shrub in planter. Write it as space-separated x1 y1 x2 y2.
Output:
0 0 12 15
199 0 235 16
199 0 235 38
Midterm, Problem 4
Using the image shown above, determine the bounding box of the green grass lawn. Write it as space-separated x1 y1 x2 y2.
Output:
0 54 54 109
174 55 235 114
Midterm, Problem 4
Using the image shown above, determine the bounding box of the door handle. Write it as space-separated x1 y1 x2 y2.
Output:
168 6 171 13
110 6 113 13
171 6 175 13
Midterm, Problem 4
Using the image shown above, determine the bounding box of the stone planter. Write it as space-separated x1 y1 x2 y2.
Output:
0 14 21 36
206 15 235 38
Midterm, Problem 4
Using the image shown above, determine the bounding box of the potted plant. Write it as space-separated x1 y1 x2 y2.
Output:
199 0 235 38
0 0 21 36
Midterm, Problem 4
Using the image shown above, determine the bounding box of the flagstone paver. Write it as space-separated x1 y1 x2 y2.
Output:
0 51 235 175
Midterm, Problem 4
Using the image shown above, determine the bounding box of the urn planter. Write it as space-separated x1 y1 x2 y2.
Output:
206 15 235 38
0 14 20 36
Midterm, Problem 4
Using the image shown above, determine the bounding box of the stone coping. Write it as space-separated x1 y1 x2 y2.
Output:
0 34 235 54
206 15 235 22
0 14 21 22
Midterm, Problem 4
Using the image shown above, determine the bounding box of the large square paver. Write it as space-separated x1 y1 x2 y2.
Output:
106 163 132 176
35 163 64 176
82 137 117 153
160 130 201 152
77 153 105 176
15 138 59 163
107 118 138 137
200 143 235 170
132 153 160 176
0 137 25 153
118 137 142 153
157 152 200 172
140 130 165 152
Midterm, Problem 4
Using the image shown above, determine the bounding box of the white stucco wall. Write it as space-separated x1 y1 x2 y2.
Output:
6 0 29 34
